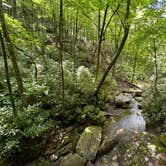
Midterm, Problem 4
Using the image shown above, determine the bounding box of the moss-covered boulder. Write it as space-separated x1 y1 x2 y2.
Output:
76 126 102 161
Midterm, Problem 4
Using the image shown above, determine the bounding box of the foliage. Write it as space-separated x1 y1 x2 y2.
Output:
144 79 166 122
0 105 53 159
156 133 166 153
0 0 166 163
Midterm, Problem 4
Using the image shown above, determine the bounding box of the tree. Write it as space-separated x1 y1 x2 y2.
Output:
94 0 131 96
0 30 17 116
59 0 65 101
0 0 26 106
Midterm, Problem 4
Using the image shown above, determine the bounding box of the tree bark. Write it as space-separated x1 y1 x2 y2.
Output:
59 0 65 101
96 3 109 79
0 0 26 107
131 51 137 83
12 0 17 17
153 40 158 93
94 0 131 96
73 9 79 76
0 31 17 116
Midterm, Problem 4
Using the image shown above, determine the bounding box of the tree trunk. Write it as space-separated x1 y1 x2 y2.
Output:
73 9 79 76
131 52 137 83
0 0 26 107
59 0 65 101
94 0 131 96
153 40 158 93
96 3 109 79
0 31 17 116
12 0 17 17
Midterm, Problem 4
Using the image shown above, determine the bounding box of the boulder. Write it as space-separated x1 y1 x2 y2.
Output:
115 94 131 108
76 126 102 161
58 153 85 166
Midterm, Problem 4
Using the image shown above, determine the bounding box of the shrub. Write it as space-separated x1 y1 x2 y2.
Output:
144 79 166 123
0 105 53 159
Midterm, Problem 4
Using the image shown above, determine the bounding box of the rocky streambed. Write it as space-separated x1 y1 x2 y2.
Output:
27 89 166 166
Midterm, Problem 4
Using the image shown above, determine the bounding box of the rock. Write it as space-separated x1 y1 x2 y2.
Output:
59 142 73 156
135 97 143 102
76 126 102 161
138 102 142 109
58 153 85 166
50 154 58 161
86 160 94 166
134 89 143 97
122 88 135 95
115 94 131 108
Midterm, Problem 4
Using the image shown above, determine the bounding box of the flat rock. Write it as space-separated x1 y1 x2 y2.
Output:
135 97 143 102
134 89 143 97
115 94 131 108
76 126 102 161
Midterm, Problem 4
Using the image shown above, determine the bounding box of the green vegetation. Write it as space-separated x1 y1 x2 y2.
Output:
0 0 165 164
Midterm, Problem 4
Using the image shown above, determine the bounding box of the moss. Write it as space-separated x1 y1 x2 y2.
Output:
155 133 166 153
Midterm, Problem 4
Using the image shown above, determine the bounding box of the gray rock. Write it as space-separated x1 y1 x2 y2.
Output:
58 153 85 166
135 97 143 102
76 126 102 161
115 94 131 108
134 89 143 97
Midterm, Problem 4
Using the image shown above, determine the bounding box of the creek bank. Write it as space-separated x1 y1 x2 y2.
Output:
25 88 166 166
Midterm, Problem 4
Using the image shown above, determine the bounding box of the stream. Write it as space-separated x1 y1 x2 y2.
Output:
95 92 146 165
118 98 145 132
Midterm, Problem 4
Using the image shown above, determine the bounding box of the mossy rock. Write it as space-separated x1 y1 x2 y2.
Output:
76 126 102 160
58 153 85 166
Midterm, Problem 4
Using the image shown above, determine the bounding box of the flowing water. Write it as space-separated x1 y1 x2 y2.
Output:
94 95 146 166
118 98 145 132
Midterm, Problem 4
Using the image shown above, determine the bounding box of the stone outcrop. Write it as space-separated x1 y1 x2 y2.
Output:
76 126 102 161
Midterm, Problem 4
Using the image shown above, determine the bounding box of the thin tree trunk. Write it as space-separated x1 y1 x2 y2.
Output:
131 52 137 83
12 0 17 17
59 0 65 101
153 40 158 93
33 62 38 82
96 3 109 79
94 0 130 96
0 31 17 116
98 0 101 39
73 9 79 75
0 0 26 107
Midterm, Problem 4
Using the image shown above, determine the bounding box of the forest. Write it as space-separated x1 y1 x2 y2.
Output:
0 0 166 165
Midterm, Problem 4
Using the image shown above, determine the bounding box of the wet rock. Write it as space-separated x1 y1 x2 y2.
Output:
76 126 102 161
138 102 142 109
134 89 143 97
115 94 131 108
122 88 135 96
58 153 85 166
135 97 143 102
